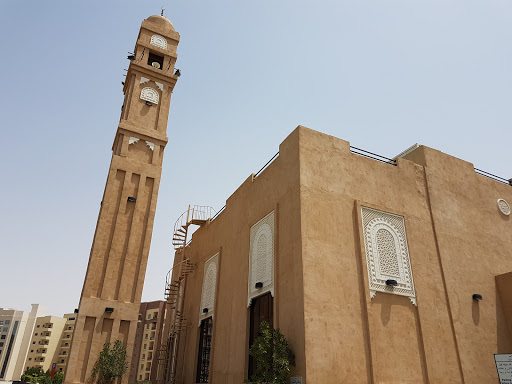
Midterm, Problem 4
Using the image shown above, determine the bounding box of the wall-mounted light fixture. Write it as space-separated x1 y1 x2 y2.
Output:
472 294 483 301
105 307 114 313
73 308 79 314
127 197 136 202
146 101 153 106
202 308 208 314
255 282 263 289
385 279 398 287
174 69 181 77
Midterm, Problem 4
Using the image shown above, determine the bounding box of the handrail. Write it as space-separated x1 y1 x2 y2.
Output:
475 168 511 186
350 146 397 166
254 152 279 178
210 205 226 221
210 152 279 225
172 205 216 250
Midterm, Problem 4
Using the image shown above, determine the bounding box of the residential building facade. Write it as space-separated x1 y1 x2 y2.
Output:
0 304 43 382
129 301 166 383
25 316 67 372
158 126 512 384
53 314 77 374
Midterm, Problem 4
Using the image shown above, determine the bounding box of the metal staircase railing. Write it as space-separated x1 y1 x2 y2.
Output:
158 205 216 384
172 205 216 250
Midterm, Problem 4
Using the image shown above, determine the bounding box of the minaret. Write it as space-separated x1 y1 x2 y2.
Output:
65 15 180 384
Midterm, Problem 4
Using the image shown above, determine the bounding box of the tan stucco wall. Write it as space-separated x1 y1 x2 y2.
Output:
169 126 511 384
298 126 512 384
171 128 306 384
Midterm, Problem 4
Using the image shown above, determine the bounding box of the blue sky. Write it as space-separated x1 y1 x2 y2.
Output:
1 0 511 316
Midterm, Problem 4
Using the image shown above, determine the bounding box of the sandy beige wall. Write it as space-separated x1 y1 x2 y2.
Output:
175 128 305 384
298 127 457 383
420 146 512 384
298 126 511 384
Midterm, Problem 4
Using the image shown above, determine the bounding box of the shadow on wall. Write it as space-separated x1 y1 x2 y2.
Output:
472 300 480 326
496 273 512 353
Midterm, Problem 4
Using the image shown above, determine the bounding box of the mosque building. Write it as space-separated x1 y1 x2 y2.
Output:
64 13 512 384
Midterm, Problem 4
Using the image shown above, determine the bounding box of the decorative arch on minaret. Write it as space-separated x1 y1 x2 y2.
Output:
150 34 168 50
248 211 275 307
199 253 219 325
140 87 159 104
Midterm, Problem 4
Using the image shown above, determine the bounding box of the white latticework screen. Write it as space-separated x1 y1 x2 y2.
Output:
199 253 219 325
150 34 168 50
248 211 275 306
361 207 417 305
140 87 159 104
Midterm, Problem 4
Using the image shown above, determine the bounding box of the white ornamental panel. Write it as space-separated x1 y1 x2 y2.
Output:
140 87 159 105
361 207 417 305
199 253 219 325
498 199 511 216
150 34 168 50
248 211 275 306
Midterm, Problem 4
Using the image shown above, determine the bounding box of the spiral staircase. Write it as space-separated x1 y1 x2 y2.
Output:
157 205 216 384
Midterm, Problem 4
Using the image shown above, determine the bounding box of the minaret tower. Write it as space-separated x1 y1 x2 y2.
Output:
65 15 180 384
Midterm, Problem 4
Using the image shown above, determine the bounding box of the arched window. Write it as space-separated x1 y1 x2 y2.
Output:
199 253 219 324
248 211 274 306
362 207 416 305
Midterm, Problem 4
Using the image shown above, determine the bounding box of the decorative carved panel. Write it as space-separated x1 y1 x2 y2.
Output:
248 211 275 307
140 87 159 105
498 199 511 216
150 34 168 50
361 207 417 305
199 253 219 326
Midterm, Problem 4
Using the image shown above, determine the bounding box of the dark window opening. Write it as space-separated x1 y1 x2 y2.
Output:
0 321 19 378
147 52 164 70
248 293 273 380
196 317 213 383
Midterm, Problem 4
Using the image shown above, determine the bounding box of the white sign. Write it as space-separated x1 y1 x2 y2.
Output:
495 354 512 383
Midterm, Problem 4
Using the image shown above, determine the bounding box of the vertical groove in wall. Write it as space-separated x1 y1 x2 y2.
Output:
98 170 126 298
154 98 161 131
352 203 375 384
413 306 431 384
101 318 114 344
115 173 141 300
119 320 130 348
423 168 466 384
80 317 95 383
124 74 135 121
131 177 154 302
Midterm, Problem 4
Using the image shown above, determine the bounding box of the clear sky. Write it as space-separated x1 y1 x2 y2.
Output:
1 0 511 316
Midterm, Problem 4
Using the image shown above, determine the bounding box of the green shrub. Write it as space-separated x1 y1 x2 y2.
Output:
246 321 295 384
89 340 128 384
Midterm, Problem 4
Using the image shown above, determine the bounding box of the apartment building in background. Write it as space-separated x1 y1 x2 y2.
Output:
0 305 44 382
54 314 77 373
25 316 67 372
129 301 166 383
